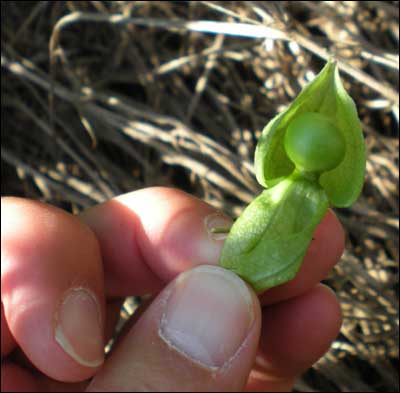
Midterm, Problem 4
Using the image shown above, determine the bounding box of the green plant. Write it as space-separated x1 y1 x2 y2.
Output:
219 59 366 293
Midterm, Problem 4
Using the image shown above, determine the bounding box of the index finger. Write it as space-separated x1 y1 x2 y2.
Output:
79 187 233 297
79 187 344 302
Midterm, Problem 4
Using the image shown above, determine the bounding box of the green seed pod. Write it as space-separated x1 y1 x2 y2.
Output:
284 112 346 173
219 59 366 293
219 176 329 292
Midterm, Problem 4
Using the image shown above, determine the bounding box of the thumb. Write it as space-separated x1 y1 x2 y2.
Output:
87 266 261 392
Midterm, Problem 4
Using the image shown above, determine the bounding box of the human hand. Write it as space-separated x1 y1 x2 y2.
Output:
1 188 343 392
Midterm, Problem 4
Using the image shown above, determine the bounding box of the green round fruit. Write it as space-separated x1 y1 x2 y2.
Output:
284 112 345 173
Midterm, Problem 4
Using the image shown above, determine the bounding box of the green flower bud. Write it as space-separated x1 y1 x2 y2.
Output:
219 59 366 293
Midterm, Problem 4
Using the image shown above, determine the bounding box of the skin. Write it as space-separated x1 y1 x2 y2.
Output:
1 187 344 392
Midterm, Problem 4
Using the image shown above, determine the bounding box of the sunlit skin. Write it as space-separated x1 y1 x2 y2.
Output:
1 188 343 392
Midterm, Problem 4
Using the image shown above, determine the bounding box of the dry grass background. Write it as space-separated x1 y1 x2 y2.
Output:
1 1 399 391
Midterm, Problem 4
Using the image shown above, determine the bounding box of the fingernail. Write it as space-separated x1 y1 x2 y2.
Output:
162 211 233 273
204 212 233 241
55 288 104 367
159 265 254 369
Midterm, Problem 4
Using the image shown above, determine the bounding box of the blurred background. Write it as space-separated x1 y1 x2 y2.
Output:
1 1 398 391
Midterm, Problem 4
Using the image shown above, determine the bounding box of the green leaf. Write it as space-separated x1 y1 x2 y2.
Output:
219 177 329 293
